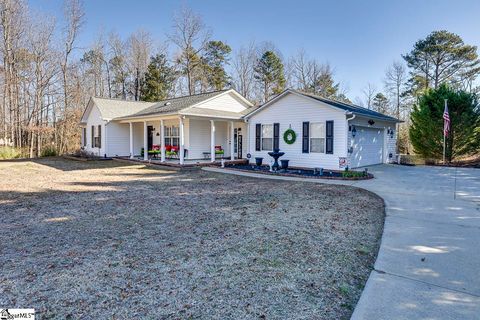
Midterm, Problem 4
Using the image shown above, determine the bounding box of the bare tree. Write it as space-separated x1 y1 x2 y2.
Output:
27 13 57 157
290 48 312 91
232 41 257 101
108 32 129 99
384 61 406 119
58 0 84 153
128 29 151 101
362 83 377 109
169 6 210 95
0 0 27 147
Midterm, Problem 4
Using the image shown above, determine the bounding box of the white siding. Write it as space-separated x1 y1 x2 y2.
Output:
236 122 247 159
214 121 229 157
84 105 106 156
193 92 248 113
346 116 398 167
132 122 143 156
248 93 347 170
386 127 397 163
106 122 130 157
188 119 211 159
187 119 245 159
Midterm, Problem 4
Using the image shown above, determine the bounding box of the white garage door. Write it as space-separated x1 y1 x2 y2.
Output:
351 127 384 168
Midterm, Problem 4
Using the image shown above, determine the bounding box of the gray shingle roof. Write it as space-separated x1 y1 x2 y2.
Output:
292 90 400 122
90 97 155 120
119 90 230 119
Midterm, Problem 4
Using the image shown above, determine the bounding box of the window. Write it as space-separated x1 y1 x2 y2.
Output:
97 125 101 148
90 125 101 148
310 122 325 153
91 125 94 148
261 124 273 151
164 125 180 146
82 128 87 147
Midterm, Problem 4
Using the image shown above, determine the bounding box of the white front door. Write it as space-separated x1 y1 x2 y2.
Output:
351 127 384 168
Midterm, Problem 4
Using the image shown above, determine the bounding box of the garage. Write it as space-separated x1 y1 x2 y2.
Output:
350 127 384 168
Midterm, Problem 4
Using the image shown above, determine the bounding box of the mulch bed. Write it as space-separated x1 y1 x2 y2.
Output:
0 158 384 319
223 164 374 180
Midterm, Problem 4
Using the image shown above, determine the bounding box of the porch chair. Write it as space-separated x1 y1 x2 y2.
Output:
215 145 224 158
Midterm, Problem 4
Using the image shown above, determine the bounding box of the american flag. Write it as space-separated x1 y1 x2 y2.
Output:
443 101 450 137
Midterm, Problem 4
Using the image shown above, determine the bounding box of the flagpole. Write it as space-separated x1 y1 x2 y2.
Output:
443 99 447 164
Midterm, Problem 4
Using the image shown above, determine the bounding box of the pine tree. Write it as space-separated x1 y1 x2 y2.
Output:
140 54 176 102
403 30 480 93
409 84 480 161
202 40 231 91
372 93 390 114
254 51 286 102
310 63 339 98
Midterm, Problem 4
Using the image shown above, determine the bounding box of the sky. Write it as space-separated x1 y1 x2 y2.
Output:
28 0 480 101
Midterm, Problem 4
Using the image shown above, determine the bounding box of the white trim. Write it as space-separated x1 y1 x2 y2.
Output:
210 120 215 162
230 121 235 160
178 112 244 120
143 121 148 161
309 122 326 153
117 113 179 123
80 98 98 124
182 89 253 112
261 123 273 151
160 120 165 162
116 89 252 123
179 117 185 165
244 89 348 119
129 122 133 159
244 89 400 124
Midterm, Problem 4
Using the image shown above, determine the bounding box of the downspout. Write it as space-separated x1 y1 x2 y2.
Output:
104 120 108 158
346 112 356 164
244 118 249 160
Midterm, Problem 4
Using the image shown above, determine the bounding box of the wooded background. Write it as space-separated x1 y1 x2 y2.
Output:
1 0 479 158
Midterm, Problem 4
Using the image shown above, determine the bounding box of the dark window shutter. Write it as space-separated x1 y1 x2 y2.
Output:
302 121 309 153
91 125 94 148
326 120 334 154
83 128 87 146
273 123 280 150
98 125 102 148
255 123 261 151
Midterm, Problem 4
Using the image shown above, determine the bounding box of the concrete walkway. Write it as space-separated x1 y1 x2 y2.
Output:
203 165 480 319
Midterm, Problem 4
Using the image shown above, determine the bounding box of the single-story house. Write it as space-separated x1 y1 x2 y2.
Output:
80 89 254 164
245 89 400 169
80 88 400 169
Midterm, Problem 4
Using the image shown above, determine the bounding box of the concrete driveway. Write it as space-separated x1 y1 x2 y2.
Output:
350 165 480 320
204 164 480 319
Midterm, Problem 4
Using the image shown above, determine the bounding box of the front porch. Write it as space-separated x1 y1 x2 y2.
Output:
119 115 247 165
115 155 248 168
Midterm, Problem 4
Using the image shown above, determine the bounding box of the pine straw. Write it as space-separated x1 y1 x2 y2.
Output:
0 158 384 319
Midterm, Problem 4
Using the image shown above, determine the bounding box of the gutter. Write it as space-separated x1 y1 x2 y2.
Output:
346 112 356 123
346 112 356 157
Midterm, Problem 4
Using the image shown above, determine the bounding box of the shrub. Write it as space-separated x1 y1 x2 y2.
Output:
0 146 21 160
73 149 95 159
41 146 57 157
410 84 480 161
342 171 366 178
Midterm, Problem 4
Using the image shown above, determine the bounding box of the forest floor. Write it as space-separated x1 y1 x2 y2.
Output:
0 157 384 319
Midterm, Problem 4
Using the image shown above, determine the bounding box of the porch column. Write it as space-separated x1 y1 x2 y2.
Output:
179 116 185 165
160 119 165 162
230 121 235 160
129 122 133 159
210 120 215 162
143 121 148 161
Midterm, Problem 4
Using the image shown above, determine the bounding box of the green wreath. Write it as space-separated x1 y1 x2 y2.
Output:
283 128 296 144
